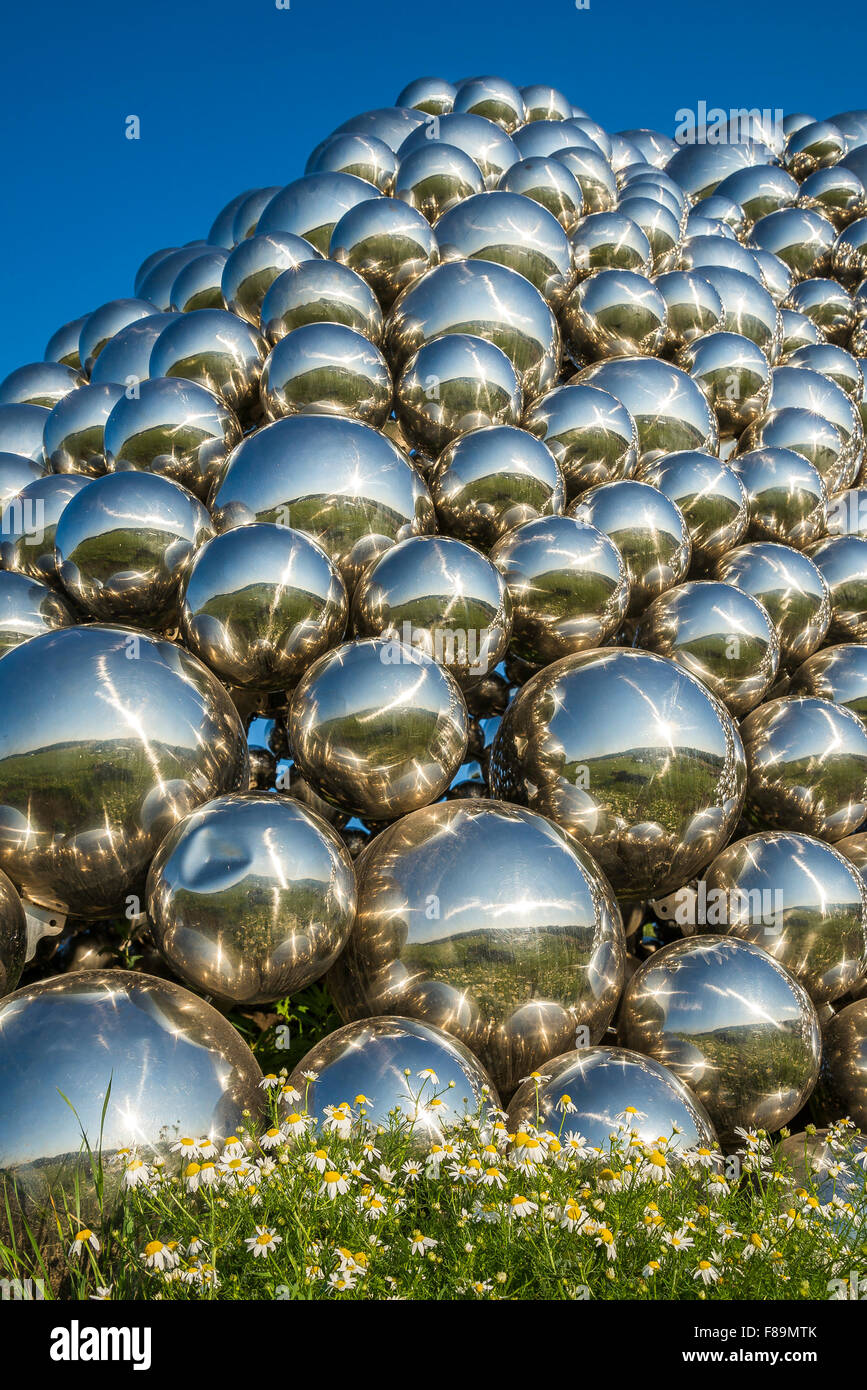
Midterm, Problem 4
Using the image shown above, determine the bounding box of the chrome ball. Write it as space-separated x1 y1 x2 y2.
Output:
261 258 383 344
715 541 831 664
575 356 718 464
393 142 485 223
395 112 518 188
435 190 573 307
788 642 867 724
784 280 856 346
702 831 867 1006
260 323 391 426
43 382 125 477
221 231 321 325
556 146 617 213
148 309 268 419
652 270 725 352
569 479 691 616
326 799 625 1097
180 523 347 692
523 382 638 503
740 696 867 839
54 471 213 629
79 299 157 375
490 514 629 666
678 331 771 436
751 208 836 281
384 258 561 401
0 626 248 915
395 333 523 455
0 569 76 659
395 78 457 115
0 404 48 462
637 451 748 569
498 156 584 232
146 793 356 1005
570 212 652 278
807 534 867 640
351 534 511 687
330 196 439 309
288 1016 498 1141
694 265 781 357
619 935 821 1145
103 376 242 502
634 579 779 716
428 424 564 548
505 1045 717 1153
561 269 667 361
1 472 90 583
255 172 381 252
489 647 747 898
0 452 45 505
287 637 468 819
0 970 263 1239
453 76 525 133
44 315 89 370
812 1000 867 1129
169 248 229 313
210 414 434 588
732 446 829 549
0 362 81 411
307 132 398 194
87 312 178 387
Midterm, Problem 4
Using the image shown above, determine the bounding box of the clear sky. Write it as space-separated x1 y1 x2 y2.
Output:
1 0 865 381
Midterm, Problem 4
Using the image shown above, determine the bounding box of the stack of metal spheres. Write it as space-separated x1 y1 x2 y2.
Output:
5 79 867 1232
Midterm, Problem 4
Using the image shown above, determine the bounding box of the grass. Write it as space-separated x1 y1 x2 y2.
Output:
1 1074 865 1302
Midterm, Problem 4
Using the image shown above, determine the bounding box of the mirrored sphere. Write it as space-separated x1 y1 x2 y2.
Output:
575 356 718 464
146 793 356 1005
0 452 46 505
289 1016 498 1141
637 451 748 569
678 331 771 436
221 231 321 325
139 248 217 310
498 156 584 232
0 362 81 411
0 568 76 659
807 534 867 640
0 404 49 463
784 280 856 346
261 322 391 426
288 637 468 818
385 258 560 401
328 107 426 153
702 831 867 1005
653 270 726 352
490 514 629 666
307 132 398 193
393 142 486 223
44 382 125 477
571 212 652 278
180 523 347 692
812 1000 867 1129
0 626 249 915
714 541 831 664
330 196 439 309
210 414 434 588
327 799 625 1097
619 935 821 1145
149 309 267 419
562 269 667 360
0 970 263 1239
54 471 213 629
789 643 867 724
261 258 383 344
396 78 457 115
453 76 525 133
87 312 179 387
396 333 523 455
740 696 867 840
732 446 828 549
79 299 157 375
569 479 691 616
523 382 638 503
103 376 243 502
256 172 381 252
506 1045 717 1152
435 191 573 307
0 472 90 582
489 647 747 898
351 534 511 687
428 424 564 548
396 112 518 187
556 146 617 213
751 208 836 281
169 248 229 313
635 579 779 716
44 314 89 370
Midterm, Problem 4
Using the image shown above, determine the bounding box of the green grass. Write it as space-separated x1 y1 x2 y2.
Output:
2 1079 864 1302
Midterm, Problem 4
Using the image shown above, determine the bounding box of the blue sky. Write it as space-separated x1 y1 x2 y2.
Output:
1 0 865 381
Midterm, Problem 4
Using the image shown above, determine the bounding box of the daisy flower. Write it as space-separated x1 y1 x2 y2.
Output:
245 1227 282 1259
69 1229 99 1257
